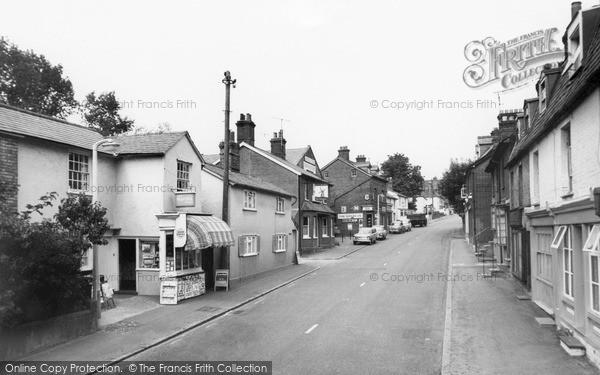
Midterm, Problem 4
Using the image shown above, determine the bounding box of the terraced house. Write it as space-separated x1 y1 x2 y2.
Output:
504 3 600 365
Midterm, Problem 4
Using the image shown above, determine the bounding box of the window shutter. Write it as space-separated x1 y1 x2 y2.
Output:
238 236 244 257
257 235 261 254
272 235 277 252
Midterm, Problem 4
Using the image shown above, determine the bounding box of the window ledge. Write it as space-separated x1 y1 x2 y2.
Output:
243 208 257 212
240 253 258 258
136 268 160 272
68 189 92 196
273 249 286 253
561 193 574 199
302 236 311 239
275 211 285 215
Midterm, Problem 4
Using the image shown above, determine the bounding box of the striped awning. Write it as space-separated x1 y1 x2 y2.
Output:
185 215 235 251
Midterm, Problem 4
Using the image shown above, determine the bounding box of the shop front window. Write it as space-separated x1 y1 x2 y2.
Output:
165 233 198 272
139 241 159 269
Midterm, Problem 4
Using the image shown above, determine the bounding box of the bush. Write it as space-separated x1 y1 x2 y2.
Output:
0 184 109 328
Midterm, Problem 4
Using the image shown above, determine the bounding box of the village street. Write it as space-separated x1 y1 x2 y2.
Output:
130 219 452 374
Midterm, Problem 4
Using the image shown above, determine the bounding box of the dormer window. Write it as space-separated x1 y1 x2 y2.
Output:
569 25 582 71
539 80 547 113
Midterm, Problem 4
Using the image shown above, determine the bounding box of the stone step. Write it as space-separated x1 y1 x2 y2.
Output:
560 335 586 356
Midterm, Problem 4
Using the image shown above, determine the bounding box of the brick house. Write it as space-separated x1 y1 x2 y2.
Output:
322 147 389 237
504 3 600 364
224 114 335 254
464 137 494 248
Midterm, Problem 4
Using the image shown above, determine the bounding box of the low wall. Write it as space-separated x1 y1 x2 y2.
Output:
0 308 97 360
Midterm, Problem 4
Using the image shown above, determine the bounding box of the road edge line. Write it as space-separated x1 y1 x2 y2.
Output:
441 236 454 375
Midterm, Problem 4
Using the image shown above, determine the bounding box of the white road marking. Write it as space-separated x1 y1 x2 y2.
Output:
441 236 454 374
305 324 319 334
360 282 366 287
383 263 388 266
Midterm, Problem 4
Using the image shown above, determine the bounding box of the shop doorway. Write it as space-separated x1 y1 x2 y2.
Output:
118 239 137 291
366 213 373 227
202 247 215 290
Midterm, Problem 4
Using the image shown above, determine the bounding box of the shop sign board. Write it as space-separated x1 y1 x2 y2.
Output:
214 269 229 292
338 213 363 219
174 214 187 248
160 280 178 305
363 206 374 211
175 192 196 207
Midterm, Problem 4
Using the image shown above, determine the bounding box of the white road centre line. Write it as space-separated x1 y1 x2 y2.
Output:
360 282 366 287
305 324 319 334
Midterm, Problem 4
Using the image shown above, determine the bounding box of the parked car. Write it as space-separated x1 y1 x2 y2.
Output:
397 217 412 232
353 227 377 245
373 225 388 240
389 221 405 234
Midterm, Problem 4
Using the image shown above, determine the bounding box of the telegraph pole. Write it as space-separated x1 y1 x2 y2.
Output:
222 71 236 224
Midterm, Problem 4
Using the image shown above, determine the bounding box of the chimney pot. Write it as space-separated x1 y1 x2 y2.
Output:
572 2 582 19
240 113 245 121
246 113 252 121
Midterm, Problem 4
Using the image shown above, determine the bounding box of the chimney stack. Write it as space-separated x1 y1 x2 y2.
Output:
219 130 240 172
270 130 287 159
571 2 582 19
338 146 350 161
356 155 367 163
236 113 256 146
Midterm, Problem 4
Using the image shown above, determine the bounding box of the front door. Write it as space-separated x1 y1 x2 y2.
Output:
202 247 215 290
366 213 373 227
118 239 137 291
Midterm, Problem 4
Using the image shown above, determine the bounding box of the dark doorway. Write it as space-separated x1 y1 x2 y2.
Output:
202 247 215 290
366 213 373 227
119 239 137 291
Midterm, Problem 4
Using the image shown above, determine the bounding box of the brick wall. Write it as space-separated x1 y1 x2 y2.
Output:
239 147 299 203
0 135 18 211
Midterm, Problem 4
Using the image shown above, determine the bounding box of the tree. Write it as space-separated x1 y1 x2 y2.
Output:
131 121 172 134
82 91 134 136
439 159 472 215
0 37 78 119
0 187 110 328
380 153 424 198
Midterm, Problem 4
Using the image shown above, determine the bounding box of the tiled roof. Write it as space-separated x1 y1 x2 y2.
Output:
301 201 336 215
113 132 188 155
507 20 600 166
285 147 309 166
323 156 389 182
203 164 294 197
240 142 327 183
0 103 103 150
202 154 221 165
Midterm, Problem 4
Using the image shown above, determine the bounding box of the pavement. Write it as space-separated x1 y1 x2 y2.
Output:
444 228 599 375
21 263 320 362
18 216 600 374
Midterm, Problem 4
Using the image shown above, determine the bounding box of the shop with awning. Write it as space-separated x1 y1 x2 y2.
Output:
155 213 234 304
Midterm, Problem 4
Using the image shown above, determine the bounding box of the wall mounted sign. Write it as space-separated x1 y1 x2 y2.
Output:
175 192 196 207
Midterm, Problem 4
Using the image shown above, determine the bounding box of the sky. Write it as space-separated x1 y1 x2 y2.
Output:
2 0 588 179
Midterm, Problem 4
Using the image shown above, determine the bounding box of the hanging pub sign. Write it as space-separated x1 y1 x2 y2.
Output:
175 191 196 207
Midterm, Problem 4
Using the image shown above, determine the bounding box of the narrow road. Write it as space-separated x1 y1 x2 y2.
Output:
131 217 458 374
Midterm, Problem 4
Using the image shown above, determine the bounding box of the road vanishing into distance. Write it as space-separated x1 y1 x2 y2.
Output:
131 217 458 374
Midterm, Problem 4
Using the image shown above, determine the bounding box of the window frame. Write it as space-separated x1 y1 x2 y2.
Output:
563 227 574 299
176 160 192 191
68 152 90 192
321 217 328 237
591 254 600 313
351 169 357 177
276 197 285 214
244 190 257 210
302 216 310 238
239 235 259 257
273 234 287 253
